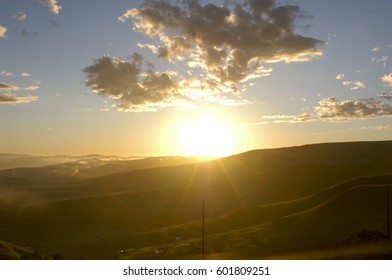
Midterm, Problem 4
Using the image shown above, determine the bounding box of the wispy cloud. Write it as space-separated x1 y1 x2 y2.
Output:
359 124 392 130
22 28 39 36
1 71 14 77
39 0 62 14
336 73 344 80
372 55 388 68
0 93 38 104
0 82 19 91
13 12 27 21
381 73 392 87
372 55 388 63
50 19 60 28
0 26 7 38
378 92 392 101
120 0 323 87
25 85 40 91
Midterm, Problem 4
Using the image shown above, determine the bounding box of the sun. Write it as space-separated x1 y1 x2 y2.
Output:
178 116 234 157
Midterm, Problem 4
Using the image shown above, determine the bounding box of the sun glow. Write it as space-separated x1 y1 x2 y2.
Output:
178 116 235 157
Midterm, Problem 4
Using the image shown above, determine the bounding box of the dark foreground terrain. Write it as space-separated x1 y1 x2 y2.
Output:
1 141 392 259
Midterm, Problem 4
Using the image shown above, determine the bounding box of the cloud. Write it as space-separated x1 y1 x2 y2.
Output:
259 96 392 124
336 73 344 80
313 97 392 120
83 53 247 111
120 0 323 87
351 81 366 90
372 55 388 68
340 80 366 90
360 124 392 130
0 82 19 91
0 26 7 38
13 12 27 21
372 55 388 63
0 93 38 104
39 0 62 14
371 47 381 52
20 72 31 77
83 54 180 111
381 73 392 87
25 86 40 91
1 71 14 77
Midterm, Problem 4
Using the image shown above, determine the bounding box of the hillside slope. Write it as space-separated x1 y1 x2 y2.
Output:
119 175 392 259
1 140 392 259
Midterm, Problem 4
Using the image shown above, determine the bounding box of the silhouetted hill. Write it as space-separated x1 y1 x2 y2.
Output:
118 174 392 259
0 240 44 260
1 140 392 259
0 156 210 184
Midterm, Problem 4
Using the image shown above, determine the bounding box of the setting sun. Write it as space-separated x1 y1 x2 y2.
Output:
178 116 234 156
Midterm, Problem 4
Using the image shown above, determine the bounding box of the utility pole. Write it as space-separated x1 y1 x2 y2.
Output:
387 184 390 240
202 198 205 259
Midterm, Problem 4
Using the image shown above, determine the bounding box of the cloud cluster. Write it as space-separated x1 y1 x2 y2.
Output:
85 0 322 111
0 26 7 38
120 0 323 87
257 95 392 124
314 97 392 120
39 0 62 14
0 93 38 104
83 54 179 111
336 73 365 90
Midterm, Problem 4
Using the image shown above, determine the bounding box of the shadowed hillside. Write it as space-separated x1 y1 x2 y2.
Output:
1 140 392 259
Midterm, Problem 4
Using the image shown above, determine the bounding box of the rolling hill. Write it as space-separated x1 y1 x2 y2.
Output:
0 140 392 259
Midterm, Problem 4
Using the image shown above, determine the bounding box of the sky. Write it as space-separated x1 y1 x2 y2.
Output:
1 0 392 157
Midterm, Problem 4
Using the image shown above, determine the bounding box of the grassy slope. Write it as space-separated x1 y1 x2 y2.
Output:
0 240 44 260
1 140 392 259
119 175 392 259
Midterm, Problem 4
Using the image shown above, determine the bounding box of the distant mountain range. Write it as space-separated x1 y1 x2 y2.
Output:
0 153 138 170
0 154 213 183
1 140 392 259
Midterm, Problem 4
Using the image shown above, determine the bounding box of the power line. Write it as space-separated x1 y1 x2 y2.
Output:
201 198 205 259
387 184 390 240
